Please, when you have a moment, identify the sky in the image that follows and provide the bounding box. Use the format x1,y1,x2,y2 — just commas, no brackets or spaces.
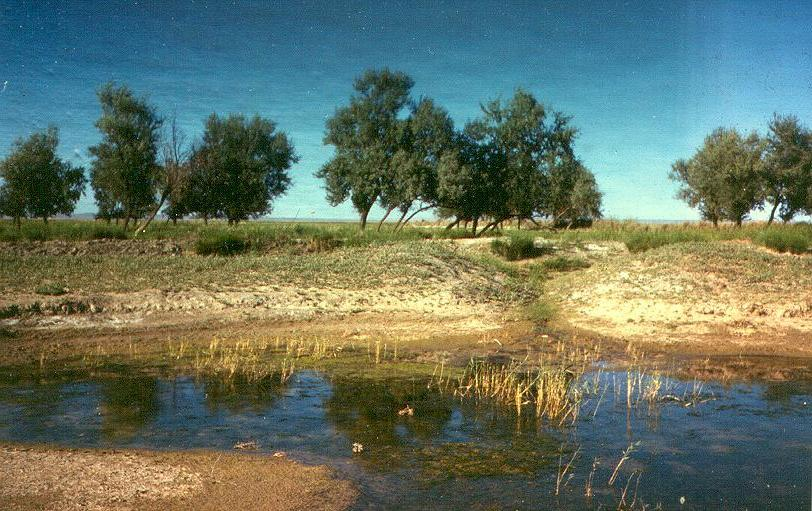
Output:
2,0,812,221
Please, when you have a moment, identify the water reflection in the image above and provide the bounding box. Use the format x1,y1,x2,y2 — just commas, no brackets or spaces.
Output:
0,370,808,510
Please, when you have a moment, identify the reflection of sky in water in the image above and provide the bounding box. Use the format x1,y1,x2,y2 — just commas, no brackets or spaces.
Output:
0,370,809,510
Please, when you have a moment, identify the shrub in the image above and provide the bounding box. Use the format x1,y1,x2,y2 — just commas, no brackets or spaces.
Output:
195,232,251,256
90,224,128,240
538,256,591,272
526,300,556,323
35,283,68,296
491,236,544,261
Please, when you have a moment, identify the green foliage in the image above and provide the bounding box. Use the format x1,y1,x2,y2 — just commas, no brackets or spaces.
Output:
537,256,591,272
89,83,163,226
185,114,297,224
670,127,766,226
318,69,415,229
491,236,544,261
525,300,556,324
752,228,809,254
35,283,68,296
762,114,812,223
0,127,86,224
195,232,251,256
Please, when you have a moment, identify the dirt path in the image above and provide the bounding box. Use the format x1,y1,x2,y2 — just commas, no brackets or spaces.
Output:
0,445,356,511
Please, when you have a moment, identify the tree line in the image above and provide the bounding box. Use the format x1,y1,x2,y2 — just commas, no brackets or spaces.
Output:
671,116,812,226
318,69,601,233
0,69,604,233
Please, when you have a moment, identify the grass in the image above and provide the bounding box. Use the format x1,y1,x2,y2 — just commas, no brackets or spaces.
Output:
536,256,591,272
0,241,517,297
524,219,812,254
195,232,252,256
752,228,809,254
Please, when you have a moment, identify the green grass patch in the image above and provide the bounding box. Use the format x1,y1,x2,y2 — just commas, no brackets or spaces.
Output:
35,283,68,296
536,256,591,272
195,232,251,256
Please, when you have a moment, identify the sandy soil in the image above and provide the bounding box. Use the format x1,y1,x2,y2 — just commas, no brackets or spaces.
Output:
547,241,812,357
0,445,356,511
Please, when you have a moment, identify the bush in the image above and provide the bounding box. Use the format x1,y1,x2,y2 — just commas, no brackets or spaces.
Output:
90,224,128,240
752,230,809,254
195,233,251,256
491,236,544,261
538,256,591,272
35,283,68,296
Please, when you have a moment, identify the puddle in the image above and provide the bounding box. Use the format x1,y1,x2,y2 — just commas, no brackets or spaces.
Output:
0,369,809,509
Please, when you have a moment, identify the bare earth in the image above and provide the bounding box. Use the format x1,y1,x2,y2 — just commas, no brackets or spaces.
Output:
0,445,356,511
547,240,812,357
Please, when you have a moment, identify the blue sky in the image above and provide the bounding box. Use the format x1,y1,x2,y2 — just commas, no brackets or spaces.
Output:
2,0,811,221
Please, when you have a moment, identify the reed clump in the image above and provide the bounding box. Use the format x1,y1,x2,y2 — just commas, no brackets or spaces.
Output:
436,356,585,424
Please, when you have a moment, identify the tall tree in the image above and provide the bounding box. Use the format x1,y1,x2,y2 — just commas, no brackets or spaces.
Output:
465,89,578,232
317,68,414,229
190,113,297,224
762,114,812,223
89,83,163,230
670,128,765,226
0,126,85,226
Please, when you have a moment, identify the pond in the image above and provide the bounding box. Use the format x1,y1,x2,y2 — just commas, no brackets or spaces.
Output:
0,368,809,510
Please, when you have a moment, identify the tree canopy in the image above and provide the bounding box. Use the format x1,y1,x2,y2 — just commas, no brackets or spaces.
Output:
670,128,766,226
0,126,86,226
184,113,298,224
318,70,602,232
762,114,812,223
89,83,163,229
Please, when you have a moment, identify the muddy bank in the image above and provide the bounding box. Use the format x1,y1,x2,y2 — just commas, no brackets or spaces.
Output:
0,445,356,511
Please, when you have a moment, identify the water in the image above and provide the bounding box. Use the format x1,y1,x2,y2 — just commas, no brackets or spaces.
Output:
0,369,809,510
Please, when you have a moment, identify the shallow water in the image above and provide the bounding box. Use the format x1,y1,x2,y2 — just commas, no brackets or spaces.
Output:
0,369,809,510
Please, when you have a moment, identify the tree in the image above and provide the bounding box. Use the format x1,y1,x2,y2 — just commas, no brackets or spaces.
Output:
386,98,458,230
317,68,414,229
464,89,579,233
190,113,297,224
546,157,602,228
135,117,192,235
670,128,765,226
0,126,85,226
762,114,812,223
89,83,163,230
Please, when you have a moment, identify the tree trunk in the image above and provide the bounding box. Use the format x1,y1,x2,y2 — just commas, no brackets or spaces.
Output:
377,206,396,232
359,208,370,230
135,189,170,237
471,217,478,235
42,216,48,224
14,216,21,230
398,205,433,230
203,214,208,225
393,208,410,231
123,215,130,232
767,201,779,225
445,218,460,230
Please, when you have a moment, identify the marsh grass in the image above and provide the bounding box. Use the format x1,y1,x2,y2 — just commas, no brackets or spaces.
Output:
434,355,588,424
